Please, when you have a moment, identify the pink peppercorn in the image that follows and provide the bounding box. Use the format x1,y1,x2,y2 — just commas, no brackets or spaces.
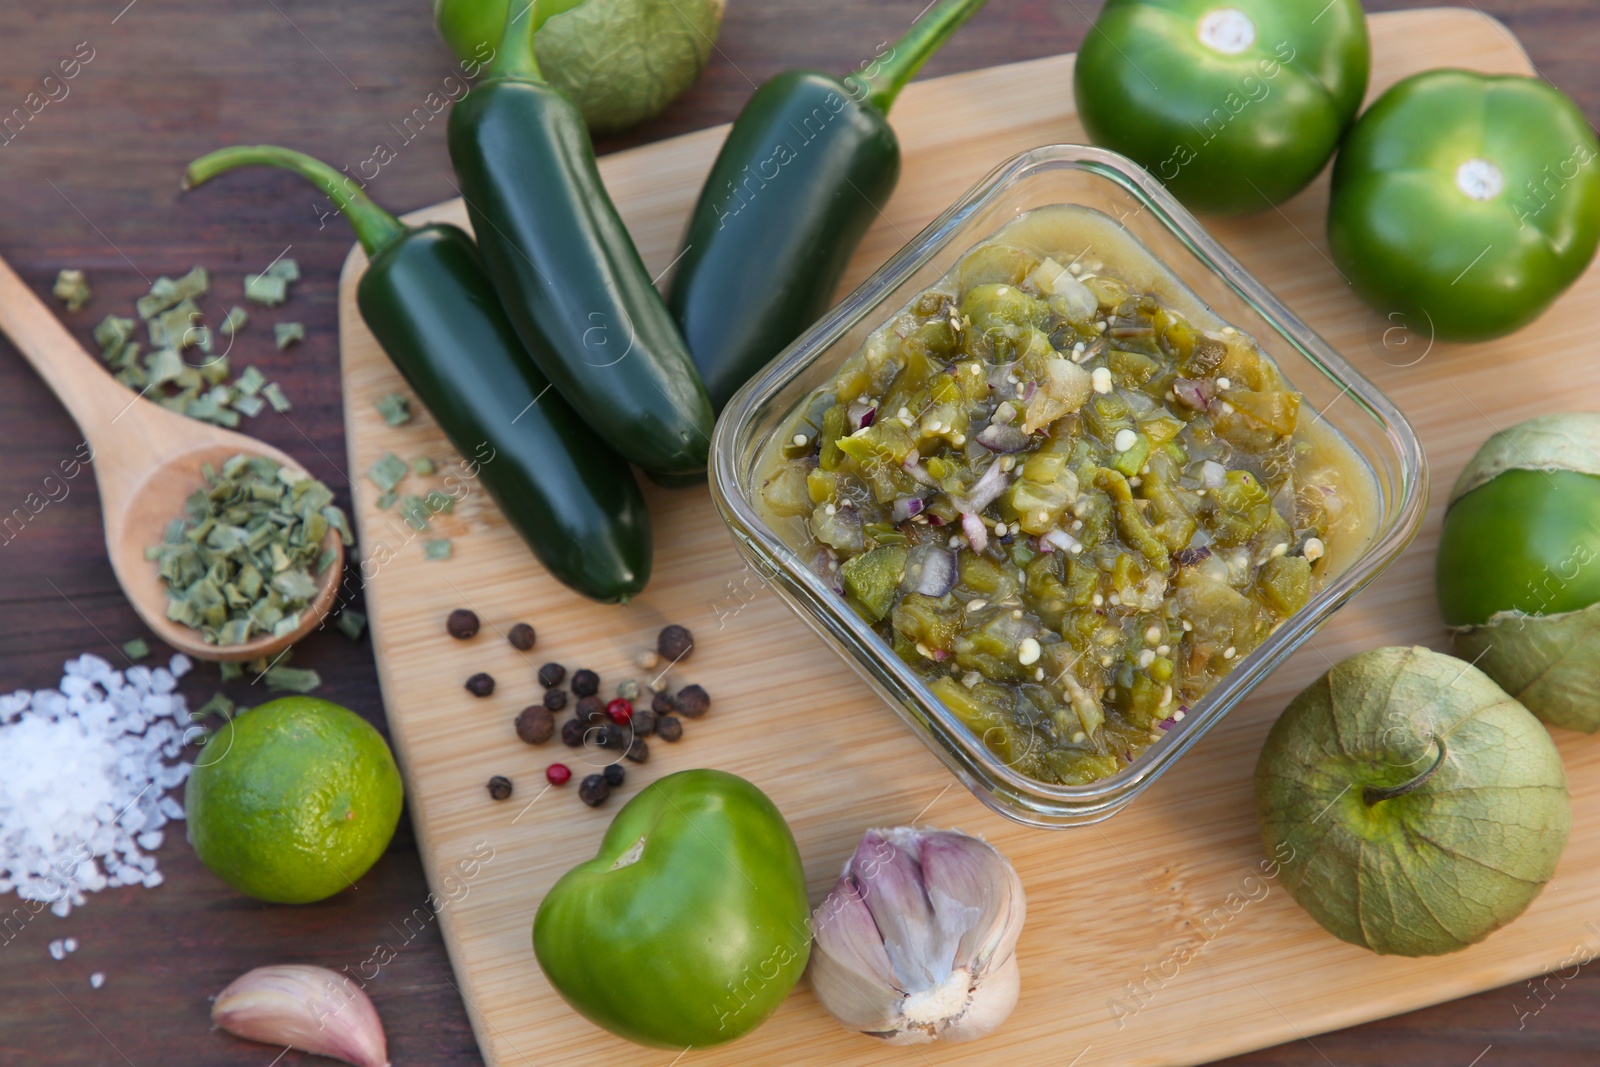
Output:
606,698,633,725
547,763,572,786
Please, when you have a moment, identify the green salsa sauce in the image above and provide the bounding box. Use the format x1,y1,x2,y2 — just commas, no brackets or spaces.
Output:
758,206,1374,785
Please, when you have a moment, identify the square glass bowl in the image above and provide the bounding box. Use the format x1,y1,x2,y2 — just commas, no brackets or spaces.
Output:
709,145,1428,828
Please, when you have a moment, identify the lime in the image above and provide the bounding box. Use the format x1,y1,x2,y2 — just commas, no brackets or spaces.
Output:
185,697,404,904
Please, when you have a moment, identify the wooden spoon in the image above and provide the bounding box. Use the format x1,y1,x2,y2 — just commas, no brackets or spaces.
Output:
0,252,343,663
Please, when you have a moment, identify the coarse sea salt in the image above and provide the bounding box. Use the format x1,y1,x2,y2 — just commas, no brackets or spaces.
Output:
0,654,194,921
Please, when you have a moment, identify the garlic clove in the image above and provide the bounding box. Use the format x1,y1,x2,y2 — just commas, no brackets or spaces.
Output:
809,881,903,1033
853,829,947,992
212,964,389,1067
919,829,1026,979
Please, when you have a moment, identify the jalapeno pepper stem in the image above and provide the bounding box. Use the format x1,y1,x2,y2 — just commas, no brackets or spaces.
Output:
856,0,990,115
1363,734,1448,806
183,145,406,257
488,0,543,81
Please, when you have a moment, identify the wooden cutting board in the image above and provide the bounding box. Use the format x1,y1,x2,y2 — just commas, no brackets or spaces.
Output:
338,10,1600,1065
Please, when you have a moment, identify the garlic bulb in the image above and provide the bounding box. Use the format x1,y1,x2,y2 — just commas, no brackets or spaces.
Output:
212,964,389,1067
808,826,1025,1044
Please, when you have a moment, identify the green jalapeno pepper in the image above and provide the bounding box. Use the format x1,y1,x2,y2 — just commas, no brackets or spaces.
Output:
183,145,652,603
666,0,990,413
447,5,714,483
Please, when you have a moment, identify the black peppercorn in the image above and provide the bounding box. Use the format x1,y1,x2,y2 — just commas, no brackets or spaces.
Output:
576,695,607,723
560,717,586,747
487,775,513,800
538,662,566,688
507,622,536,650
465,672,496,697
650,691,677,716
447,609,480,639
597,721,626,748
543,688,568,711
656,715,683,742
570,669,599,697
675,684,710,718
631,708,657,737
603,762,626,786
515,706,554,745
624,738,649,764
657,624,694,662
578,774,610,807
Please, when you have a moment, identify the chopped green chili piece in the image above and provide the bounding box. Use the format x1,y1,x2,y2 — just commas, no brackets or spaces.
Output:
231,393,267,418
234,365,266,396
53,269,91,312
423,489,454,515
244,273,288,306
94,315,136,352
261,382,292,412
411,456,435,476
219,660,244,683
121,638,150,661
398,494,431,531
191,691,236,720
170,266,209,301
374,393,412,427
221,306,249,337
376,489,398,510
368,452,409,492
335,609,367,641
274,322,305,350
263,665,322,693
136,276,182,320
423,539,453,560
265,257,300,282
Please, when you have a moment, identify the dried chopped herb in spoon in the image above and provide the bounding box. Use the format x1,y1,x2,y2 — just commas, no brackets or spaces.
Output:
147,453,352,647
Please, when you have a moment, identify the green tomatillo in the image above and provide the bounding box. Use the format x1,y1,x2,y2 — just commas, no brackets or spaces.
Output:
1074,0,1370,216
533,769,811,1048
433,0,724,134
1437,413,1600,732
1328,70,1600,342
1256,646,1570,957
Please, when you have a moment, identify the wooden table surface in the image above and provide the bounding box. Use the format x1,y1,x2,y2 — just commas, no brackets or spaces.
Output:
1,2,1597,1064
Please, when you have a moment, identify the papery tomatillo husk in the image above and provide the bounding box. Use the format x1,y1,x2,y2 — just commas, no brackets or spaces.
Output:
1441,413,1600,732
807,826,1025,1044
1256,647,1570,956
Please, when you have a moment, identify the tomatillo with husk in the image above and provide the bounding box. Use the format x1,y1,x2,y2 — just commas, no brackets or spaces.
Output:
532,769,810,1048
1436,413,1600,731
1328,70,1600,342
1256,647,1569,956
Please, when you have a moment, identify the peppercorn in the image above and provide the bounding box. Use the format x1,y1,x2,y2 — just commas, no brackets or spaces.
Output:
487,775,512,800
656,715,683,742
507,622,536,650
651,692,677,716
606,698,633,725
465,672,496,697
515,705,554,745
635,650,661,670
675,684,710,718
538,662,566,688
576,695,607,723
617,679,642,701
631,708,657,737
603,763,626,786
560,717,587,747
447,609,480,639
578,774,610,807
543,688,568,711
657,624,694,662
624,738,649,764
570,669,599,697
597,721,626,749
547,763,572,786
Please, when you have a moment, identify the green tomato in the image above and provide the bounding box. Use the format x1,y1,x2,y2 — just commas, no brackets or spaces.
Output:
433,0,723,134
1436,469,1600,626
533,769,811,1048
1074,0,1370,216
1328,70,1600,342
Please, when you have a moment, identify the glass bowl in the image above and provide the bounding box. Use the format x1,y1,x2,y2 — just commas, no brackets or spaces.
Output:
709,145,1428,828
